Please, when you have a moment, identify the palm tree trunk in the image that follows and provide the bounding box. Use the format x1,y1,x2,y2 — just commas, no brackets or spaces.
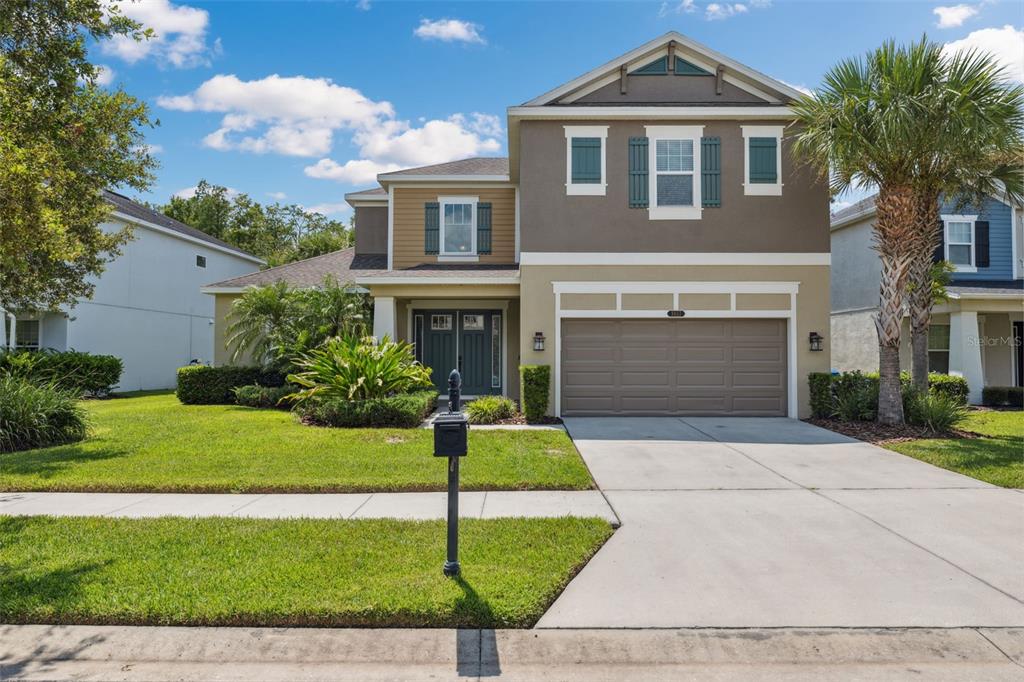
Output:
907,192,942,392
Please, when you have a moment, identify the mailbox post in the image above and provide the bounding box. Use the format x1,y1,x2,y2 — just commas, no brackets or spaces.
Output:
434,369,468,577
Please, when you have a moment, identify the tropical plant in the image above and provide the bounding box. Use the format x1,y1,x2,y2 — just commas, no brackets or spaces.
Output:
0,375,89,452
465,396,517,424
287,336,433,404
903,389,968,433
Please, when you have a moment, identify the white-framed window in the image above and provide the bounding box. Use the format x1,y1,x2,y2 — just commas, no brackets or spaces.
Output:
942,214,977,273
645,125,703,220
430,314,452,331
927,324,950,374
10,318,41,349
564,125,608,196
438,196,478,259
741,125,784,196
462,314,484,331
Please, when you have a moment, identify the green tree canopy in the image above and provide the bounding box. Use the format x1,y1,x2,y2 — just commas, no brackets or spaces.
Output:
0,0,157,312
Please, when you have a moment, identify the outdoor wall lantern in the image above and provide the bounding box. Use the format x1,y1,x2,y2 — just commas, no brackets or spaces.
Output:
809,332,824,352
533,332,546,352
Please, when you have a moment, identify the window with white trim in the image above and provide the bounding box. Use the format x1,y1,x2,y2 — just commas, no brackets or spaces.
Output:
645,125,703,220
927,324,950,374
439,196,477,257
564,125,608,196
741,125,784,196
943,215,976,272
14,319,40,349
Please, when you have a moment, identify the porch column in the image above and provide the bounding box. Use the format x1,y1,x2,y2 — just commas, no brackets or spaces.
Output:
949,311,984,404
372,296,396,342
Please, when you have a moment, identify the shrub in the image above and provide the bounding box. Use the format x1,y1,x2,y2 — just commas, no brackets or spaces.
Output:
288,336,433,405
233,384,295,409
520,365,551,423
0,349,122,396
808,372,833,418
176,365,286,405
903,389,968,432
810,370,972,421
465,395,517,424
0,375,89,452
298,390,438,428
982,386,1024,408
924,373,969,405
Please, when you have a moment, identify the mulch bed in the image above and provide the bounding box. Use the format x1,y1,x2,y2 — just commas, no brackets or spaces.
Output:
804,418,981,445
488,414,563,426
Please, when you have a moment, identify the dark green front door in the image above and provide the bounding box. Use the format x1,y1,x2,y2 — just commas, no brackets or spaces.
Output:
416,309,501,395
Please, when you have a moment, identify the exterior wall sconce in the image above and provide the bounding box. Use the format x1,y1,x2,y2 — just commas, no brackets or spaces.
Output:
809,332,824,352
533,332,546,352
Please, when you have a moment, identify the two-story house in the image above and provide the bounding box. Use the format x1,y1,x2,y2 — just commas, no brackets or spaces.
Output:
831,193,1024,403
205,32,832,417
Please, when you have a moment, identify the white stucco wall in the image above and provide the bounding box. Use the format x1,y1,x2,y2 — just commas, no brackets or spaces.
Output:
57,220,259,391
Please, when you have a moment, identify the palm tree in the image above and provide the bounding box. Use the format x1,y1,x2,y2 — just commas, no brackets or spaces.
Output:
224,280,295,364
903,49,1023,391
792,40,942,424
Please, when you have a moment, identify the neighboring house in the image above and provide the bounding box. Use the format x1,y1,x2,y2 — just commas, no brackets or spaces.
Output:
1,190,262,391
204,32,831,417
831,194,1024,403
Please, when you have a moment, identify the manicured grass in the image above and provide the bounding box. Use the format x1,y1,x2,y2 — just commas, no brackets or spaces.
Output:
886,410,1023,488
0,393,593,493
0,515,613,628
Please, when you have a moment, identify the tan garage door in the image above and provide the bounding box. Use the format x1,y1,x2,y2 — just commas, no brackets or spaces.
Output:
561,318,787,416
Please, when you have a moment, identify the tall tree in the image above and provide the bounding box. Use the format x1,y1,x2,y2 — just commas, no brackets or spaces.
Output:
792,40,944,425
904,48,1023,391
0,0,157,312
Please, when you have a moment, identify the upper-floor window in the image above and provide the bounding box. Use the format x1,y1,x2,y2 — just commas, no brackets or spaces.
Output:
196,255,207,268
440,196,478,258
645,125,703,220
943,215,977,273
741,125,783,196
564,125,608,196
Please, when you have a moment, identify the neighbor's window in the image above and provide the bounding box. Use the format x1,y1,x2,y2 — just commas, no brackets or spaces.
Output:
944,217,975,270
564,126,608,196
928,324,950,374
439,197,477,256
15,319,40,350
645,125,703,220
196,255,207,268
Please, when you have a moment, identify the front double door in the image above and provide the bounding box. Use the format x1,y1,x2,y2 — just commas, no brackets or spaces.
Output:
416,309,501,395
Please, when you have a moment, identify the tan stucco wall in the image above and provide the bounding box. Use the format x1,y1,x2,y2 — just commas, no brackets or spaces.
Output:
392,186,516,268
213,293,253,366
519,264,831,418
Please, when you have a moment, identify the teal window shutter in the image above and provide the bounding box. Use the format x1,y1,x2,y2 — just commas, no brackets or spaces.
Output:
571,137,602,184
701,136,721,208
628,137,649,208
749,137,778,184
424,202,439,254
477,202,492,254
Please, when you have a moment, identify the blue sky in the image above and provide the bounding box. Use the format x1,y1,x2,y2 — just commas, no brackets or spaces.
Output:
96,0,1024,216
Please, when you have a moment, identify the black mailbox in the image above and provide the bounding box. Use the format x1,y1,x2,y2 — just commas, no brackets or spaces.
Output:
434,412,468,457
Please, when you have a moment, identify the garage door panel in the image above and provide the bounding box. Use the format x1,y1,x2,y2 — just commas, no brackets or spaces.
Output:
561,318,786,417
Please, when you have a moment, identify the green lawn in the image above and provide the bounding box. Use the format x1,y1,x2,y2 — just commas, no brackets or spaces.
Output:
886,410,1023,488
0,515,613,628
0,393,593,493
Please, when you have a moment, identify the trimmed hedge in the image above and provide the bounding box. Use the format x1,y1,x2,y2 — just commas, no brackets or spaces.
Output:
176,365,287,405
0,375,89,452
982,386,1023,408
809,370,971,420
0,349,122,397
233,384,295,409
298,390,438,428
520,365,551,424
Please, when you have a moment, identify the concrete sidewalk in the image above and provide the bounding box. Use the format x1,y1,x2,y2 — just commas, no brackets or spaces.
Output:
0,490,618,524
3,624,1022,681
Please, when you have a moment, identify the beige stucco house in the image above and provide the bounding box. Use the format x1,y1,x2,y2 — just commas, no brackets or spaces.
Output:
203,32,832,418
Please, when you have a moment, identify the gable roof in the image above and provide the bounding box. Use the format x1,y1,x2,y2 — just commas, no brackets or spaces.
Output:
202,247,386,291
522,32,805,107
103,190,263,263
377,157,510,183
830,195,878,230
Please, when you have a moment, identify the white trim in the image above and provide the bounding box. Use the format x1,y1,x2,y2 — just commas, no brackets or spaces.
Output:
942,214,978,273
519,252,830,266
379,174,510,183
551,279,800,419
386,185,395,271
438,255,480,263
1012,206,1022,279
564,125,609,196
347,200,388,208
508,106,794,120
741,125,784,197
355,276,521,286
109,211,264,265
514,186,521,263
946,292,1024,300
646,125,704,221
386,182,514,190
830,204,876,230
372,297,396,340
438,196,479,257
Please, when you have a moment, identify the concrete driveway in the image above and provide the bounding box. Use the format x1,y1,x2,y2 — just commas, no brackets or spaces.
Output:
538,417,1024,629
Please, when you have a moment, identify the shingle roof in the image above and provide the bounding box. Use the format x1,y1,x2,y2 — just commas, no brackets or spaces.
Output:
949,282,1023,296
205,248,387,289
344,186,387,200
378,157,510,179
103,190,259,260
830,195,877,225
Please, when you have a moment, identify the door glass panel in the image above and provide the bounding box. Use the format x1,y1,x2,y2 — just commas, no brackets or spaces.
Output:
431,314,452,331
491,315,501,388
462,314,484,331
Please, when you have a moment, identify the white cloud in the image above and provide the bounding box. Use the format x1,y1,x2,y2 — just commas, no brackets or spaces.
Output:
943,25,1024,82
304,202,351,217
706,3,749,20
355,0,371,9
102,0,217,68
779,79,813,96
268,191,287,200
94,64,115,86
174,184,239,199
304,158,403,185
749,0,772,6
139,143,163,155
413,18,485,44
658,0,696,17
933,4,978,28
